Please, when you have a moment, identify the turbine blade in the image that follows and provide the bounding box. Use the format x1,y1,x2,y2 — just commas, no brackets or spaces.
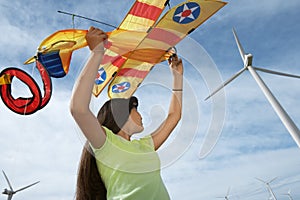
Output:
269,177,277,183
14,181,39,193
232,28,246,61
253,67,300,79
227,187,231,196
205,67,246,100
255,177,266,183
2,170,13,191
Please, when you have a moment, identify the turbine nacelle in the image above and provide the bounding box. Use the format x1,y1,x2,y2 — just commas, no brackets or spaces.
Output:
244,53,253,67
2,189,11,195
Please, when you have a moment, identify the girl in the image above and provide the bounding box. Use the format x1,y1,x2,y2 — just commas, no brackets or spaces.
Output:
70,26,183,200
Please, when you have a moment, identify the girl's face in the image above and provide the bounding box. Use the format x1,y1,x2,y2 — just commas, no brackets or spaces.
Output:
126,108,144,134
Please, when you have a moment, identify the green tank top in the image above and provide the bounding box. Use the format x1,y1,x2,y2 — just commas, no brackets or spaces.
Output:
92,127,170,200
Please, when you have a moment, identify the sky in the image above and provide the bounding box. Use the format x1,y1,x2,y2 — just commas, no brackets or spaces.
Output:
0,0,300,199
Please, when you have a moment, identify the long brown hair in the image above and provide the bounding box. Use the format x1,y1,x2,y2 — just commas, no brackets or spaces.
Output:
75,97,138,200
75,142,106,200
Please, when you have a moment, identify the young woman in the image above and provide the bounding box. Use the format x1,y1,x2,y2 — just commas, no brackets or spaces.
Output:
70,26,183,200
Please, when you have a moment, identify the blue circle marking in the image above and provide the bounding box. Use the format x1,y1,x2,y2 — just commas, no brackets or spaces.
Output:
173,2,201,24
95,68,107,85
112,82,131,93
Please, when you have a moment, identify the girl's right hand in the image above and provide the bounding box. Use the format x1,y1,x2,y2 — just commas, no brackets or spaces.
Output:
85,26,108,51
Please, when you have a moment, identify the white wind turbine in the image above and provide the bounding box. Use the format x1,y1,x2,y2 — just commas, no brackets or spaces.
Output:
205,28,300,148
2,170,39,200
256,177,278,200
267,195,273,200
282,189,293,200
217,187,231,200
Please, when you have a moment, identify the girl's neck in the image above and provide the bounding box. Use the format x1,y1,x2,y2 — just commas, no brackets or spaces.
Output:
117,130,131,141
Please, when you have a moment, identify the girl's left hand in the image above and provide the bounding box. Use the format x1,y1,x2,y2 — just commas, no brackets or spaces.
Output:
168,54,183,75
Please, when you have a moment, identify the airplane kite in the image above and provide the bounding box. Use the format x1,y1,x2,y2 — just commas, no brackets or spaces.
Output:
0,0,227,115
93,0,227,98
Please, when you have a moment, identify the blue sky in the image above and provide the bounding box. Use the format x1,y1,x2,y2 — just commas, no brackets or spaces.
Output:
1,0,300,199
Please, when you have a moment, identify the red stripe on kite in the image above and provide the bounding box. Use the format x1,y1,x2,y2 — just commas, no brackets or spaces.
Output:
102,55,126,68
112,56,127,68
102,54,116,64
118,68,149,79
129,2,162,21
147,27,182,46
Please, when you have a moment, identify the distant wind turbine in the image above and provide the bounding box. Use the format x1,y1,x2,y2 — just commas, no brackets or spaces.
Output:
2,170,39,200
282,189,294,200
256,177,278,200
205,28,300,148
268,196,273,200
217,187,231,200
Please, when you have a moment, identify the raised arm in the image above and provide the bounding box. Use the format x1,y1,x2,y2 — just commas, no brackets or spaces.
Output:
151,54,183,150
70,27,108,149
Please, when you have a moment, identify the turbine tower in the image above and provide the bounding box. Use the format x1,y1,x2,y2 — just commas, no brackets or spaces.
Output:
205,28,300,148
2,170,39,200
256,177,277,200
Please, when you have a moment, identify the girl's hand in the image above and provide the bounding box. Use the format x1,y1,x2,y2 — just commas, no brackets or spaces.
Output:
85,26,108,51
168,54,183,75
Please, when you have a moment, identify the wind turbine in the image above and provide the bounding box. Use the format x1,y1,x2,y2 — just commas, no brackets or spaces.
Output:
268,196,273,200
282,189,294,200
205,28,300,148
256,177,278,200
2,170,39,200
217,187,231,200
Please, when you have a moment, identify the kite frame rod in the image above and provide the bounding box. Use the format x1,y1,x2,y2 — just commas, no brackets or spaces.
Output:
57,10,117,29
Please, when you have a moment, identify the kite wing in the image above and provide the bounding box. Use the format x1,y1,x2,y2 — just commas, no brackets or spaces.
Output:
92,0,168,96
24,29,88,78
108,0,227,98
118,0,169,32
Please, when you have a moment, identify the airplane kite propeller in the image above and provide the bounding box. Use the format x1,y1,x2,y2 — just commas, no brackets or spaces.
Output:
0,0,227,115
